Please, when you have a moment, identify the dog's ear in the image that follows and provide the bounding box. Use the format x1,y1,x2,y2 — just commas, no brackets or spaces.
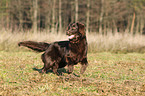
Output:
77,22,85,36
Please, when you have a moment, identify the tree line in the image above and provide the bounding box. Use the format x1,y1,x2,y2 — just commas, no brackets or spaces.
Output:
0,0,145,34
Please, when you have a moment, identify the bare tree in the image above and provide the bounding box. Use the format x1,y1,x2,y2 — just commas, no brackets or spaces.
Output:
86,0,90,33
6,0,9,29
59,0,62,33
99,0,104,34
51,0,56,33
33,0,38,33
18,0,23,30
130,11,135,35
75,0,78,22
140,16,144,34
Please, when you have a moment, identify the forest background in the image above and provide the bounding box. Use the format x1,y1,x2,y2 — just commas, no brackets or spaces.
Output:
0,0,145,52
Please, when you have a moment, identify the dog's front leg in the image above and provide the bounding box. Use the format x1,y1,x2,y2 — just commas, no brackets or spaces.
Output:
80,58,88,74
66,56,74,74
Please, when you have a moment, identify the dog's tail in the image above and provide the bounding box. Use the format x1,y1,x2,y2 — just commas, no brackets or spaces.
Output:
18,41,50,52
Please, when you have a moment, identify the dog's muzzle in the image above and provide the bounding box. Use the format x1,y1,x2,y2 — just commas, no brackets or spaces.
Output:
68,35,75,39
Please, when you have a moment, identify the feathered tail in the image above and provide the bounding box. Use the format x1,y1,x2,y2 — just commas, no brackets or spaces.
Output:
18,41,50,52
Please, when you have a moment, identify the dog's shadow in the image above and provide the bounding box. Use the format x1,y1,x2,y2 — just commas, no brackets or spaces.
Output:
32,67,67,75
32,67,80,77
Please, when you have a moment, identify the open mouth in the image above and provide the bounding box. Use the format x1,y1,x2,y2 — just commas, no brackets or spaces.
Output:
68,35,75,39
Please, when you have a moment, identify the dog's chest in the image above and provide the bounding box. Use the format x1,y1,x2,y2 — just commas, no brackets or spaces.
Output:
65,49,85,64
65,40,87,64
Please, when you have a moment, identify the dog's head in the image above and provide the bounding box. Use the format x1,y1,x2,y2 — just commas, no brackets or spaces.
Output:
66,22,86,43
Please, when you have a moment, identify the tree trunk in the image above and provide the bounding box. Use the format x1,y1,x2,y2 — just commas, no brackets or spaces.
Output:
104,21,107,35
18,0,23,30
99,0,104,34
125,17,130,33
130,12,135,35
6,0,9,29
140,17,144,34
112,20,117,34
33,0,38,33
135,15,139,34
75,0,78,22
51,0,56,33
59,0,62,33
86,0,90,33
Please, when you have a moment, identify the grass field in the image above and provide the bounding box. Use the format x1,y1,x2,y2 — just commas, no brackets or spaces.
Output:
0,51,145,95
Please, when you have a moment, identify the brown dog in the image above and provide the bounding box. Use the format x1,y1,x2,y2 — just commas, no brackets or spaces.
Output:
18,22,88,75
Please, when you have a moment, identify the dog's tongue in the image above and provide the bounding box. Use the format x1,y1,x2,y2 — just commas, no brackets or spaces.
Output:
68,35,75,39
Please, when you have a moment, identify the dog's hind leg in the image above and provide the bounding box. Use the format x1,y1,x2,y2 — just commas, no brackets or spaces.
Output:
67,64,74,74
41,62,51,73
52,63,59,75
41,53,51,73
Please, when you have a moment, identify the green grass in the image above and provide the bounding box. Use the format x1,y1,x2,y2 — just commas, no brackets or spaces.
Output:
0,51,145,95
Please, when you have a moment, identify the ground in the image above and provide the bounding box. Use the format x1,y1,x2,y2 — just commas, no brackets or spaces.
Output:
0,51,145,95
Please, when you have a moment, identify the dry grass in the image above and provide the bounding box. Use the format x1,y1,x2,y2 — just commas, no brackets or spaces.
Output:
0,52,145,95
0,29,145,53
88,32,145,53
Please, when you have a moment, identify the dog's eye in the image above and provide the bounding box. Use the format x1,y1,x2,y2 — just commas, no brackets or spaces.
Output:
72,25,76,29
72,24,76,27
